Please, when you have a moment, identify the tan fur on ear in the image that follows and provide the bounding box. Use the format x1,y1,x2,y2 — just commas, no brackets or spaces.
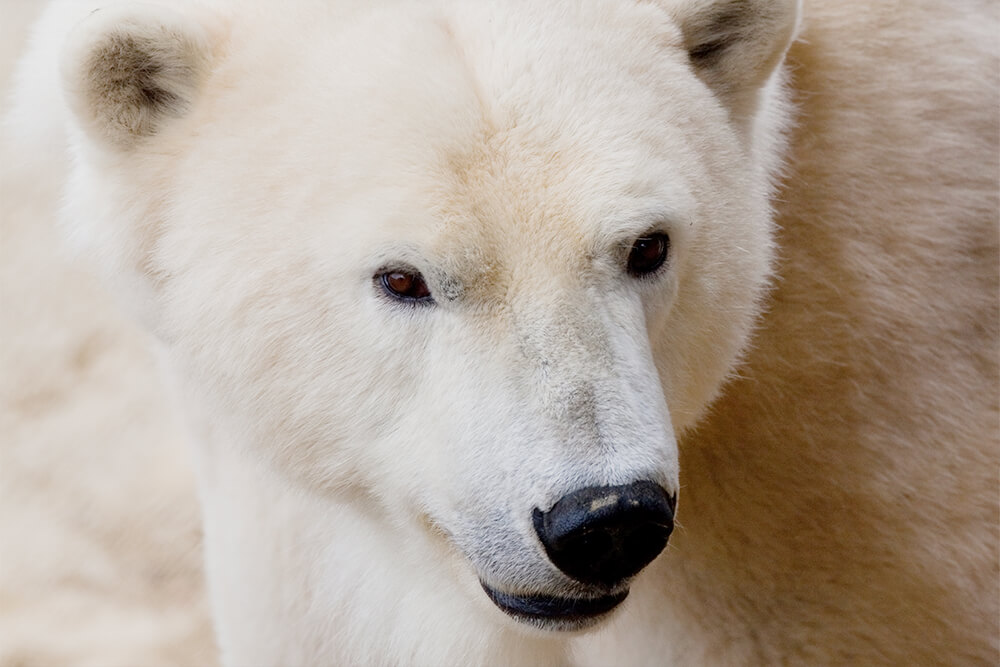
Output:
61,3,221,150
665,0,800,119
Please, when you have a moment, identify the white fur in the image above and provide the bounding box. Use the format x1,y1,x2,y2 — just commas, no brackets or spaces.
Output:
6,0,996,664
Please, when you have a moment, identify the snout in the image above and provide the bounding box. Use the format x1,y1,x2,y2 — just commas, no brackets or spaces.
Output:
533,480,676,588
478,480,675,629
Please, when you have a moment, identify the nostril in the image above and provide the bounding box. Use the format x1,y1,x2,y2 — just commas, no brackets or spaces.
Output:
533,480,675,588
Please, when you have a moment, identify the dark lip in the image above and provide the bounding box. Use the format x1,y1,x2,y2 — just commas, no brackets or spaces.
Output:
481,581,628,630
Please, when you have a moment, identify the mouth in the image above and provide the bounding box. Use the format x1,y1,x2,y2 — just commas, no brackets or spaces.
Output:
480,581,628,631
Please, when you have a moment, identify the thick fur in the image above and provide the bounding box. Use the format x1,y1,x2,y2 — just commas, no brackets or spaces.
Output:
3,0,997,665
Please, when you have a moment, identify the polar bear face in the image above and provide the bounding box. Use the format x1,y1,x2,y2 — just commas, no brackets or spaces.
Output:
60,0,797,633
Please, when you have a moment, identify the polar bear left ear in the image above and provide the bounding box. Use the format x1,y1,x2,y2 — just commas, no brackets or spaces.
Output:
61,3,223,150
666,0,801,119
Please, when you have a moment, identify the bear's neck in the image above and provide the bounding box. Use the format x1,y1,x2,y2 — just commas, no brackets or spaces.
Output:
190,437,574,666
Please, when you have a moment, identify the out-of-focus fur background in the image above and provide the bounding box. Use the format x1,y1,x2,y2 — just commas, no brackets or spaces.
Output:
0,3,215,664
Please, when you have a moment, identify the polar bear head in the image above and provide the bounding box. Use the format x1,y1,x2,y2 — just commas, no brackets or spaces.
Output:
58,0,798,636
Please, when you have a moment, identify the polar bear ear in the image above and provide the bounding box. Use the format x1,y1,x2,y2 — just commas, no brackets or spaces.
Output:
668,0,800,118
60,3,222,150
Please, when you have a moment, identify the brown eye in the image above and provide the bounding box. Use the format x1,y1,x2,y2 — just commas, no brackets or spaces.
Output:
626,233,670,277
379,269,433,302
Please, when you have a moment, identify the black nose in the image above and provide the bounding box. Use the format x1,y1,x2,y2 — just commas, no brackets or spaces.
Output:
532,480,676,588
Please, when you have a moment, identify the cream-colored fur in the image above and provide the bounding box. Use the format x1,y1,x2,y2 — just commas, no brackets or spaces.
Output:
0,6,214,665
2,0,996,665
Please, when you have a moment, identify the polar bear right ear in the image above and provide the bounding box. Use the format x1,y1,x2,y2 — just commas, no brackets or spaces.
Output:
665,0,801,119
60,3,223,150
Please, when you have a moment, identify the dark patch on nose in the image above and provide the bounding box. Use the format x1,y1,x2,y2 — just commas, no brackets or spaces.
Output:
533,480,675,588
560,382,600,430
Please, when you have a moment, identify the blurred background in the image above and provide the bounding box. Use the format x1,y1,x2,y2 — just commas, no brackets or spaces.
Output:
0,3,215,664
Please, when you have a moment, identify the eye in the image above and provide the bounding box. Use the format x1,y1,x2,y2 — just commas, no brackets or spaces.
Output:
378,269,433,303
626,233,670,277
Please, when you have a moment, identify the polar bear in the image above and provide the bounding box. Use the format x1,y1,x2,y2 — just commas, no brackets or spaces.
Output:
7,0,997,664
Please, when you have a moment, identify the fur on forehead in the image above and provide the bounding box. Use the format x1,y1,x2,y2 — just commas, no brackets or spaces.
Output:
170,1,716,265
